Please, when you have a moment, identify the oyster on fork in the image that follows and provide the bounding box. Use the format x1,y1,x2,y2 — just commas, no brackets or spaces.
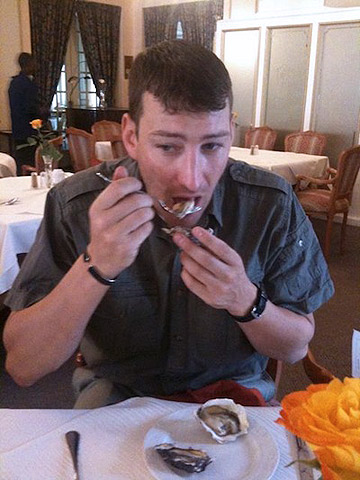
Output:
158,199,201,219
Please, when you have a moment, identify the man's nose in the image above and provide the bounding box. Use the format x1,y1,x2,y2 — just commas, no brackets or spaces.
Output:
176,149,203,191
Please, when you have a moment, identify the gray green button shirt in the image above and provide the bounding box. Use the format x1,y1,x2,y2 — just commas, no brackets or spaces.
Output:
5,157,334,397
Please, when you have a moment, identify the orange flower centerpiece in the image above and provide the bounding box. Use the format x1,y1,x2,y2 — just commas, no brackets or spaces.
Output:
18,119,63,163
276,377,360,480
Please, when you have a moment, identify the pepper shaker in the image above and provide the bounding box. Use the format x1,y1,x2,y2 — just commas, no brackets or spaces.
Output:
31,172,38,188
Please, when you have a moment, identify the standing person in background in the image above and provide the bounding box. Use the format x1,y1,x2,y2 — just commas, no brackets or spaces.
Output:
8,52,41,175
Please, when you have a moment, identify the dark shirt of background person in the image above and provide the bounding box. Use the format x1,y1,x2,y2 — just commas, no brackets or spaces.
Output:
8,52,41,175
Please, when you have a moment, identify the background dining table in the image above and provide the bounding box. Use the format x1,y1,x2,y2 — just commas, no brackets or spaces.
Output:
229,147,329,185
0,175,71,295
0,396,318,480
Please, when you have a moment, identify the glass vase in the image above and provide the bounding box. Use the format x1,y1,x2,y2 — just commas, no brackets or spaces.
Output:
42,155,53,188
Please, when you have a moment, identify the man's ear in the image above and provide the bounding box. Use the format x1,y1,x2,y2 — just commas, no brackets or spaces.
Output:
121,113,138,159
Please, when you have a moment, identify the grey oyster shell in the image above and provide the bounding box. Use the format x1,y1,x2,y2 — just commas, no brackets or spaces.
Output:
196,398,249,444
155,443,212,473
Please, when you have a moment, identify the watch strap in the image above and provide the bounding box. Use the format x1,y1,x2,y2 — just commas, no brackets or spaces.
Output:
83,250,118,286
230,285,267,323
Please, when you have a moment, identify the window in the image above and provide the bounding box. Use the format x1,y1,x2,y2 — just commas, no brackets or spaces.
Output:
176,20,184,39
50,16,98,124
76,21,98,108
50,64,67,131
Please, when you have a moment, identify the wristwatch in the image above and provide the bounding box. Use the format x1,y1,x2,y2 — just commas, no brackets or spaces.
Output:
230,285,267,323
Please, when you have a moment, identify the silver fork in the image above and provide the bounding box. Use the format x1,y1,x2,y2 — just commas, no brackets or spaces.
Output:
95,172,201,218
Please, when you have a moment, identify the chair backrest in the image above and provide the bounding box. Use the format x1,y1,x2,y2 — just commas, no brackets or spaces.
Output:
284,130,326,155
66,127,96,172
244,126,277,150
0,153,16,177
331,144,360,204
268,348,334,400
110,134,127,158
91,120,122,142
35,135,63,173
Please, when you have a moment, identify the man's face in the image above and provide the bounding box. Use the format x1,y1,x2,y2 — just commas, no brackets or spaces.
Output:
122,93,233,227
23,58,35,76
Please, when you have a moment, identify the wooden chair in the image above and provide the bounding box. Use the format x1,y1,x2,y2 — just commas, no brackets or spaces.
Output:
66,127,100,172
285,130,326,156
110,134,127,158
91,120,122,142
244,126,277,150
268,347,334,402
295,145,360,259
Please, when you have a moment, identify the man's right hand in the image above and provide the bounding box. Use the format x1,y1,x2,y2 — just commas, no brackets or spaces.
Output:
87,166,154,278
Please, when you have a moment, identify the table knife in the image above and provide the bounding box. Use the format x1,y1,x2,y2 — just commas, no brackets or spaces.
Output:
65,430,80,480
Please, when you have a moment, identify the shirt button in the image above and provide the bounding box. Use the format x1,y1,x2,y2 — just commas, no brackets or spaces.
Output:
298,239,304,247
173,335,183,342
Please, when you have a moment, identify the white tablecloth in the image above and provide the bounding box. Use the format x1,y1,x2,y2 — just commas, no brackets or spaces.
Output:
96,141,113,161
0,175,71,294
0,152,16,177
230,147,329,185
0,396,308,480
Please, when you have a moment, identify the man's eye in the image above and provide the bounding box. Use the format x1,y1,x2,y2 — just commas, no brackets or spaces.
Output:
157,144,175,152
202,142,222,152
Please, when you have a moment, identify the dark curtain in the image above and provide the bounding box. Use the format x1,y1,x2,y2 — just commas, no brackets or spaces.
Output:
179,1,218,50
76,1,121,107
143,4,178,48
29,0,75,113
143,1,222,50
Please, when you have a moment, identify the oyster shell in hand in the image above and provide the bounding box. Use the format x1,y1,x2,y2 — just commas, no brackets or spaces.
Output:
155,443,212,473
196,398,249,444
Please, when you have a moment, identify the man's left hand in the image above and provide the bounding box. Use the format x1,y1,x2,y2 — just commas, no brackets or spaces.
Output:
172,226,257,316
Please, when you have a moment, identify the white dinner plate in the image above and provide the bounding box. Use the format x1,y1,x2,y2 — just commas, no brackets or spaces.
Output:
143,406,279,480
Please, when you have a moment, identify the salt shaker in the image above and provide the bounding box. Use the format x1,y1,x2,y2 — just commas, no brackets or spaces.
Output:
39,171,46,188
31,172,38,188
250,145,255,155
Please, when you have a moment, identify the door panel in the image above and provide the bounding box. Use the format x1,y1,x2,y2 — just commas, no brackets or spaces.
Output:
263,25,311,151
223,29,260,146
313,22,360,165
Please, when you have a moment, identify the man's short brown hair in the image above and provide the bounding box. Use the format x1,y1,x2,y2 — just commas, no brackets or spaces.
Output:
129,40,233,128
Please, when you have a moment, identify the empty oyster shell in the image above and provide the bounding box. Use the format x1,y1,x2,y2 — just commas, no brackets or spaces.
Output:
196,398,249,443
155,443,212,473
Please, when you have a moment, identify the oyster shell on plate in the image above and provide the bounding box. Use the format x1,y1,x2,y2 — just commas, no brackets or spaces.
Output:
155,443,212,473
196,398,249,444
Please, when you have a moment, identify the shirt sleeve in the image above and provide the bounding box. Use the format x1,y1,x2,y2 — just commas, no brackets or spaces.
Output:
263,192,334,314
